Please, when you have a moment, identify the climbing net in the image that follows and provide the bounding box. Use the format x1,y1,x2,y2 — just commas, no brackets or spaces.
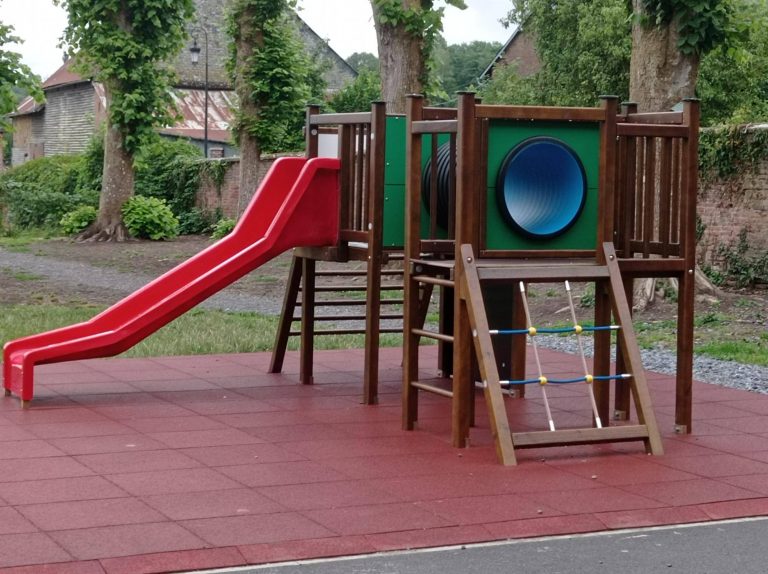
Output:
488,281,632,431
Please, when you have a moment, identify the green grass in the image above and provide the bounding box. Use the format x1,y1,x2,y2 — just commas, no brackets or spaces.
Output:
0,227,60,249
696,334,768,367
0,304,403,358
1,268,43,281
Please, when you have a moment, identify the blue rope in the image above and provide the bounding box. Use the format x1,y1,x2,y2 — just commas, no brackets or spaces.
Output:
490,325,619,336
500,373,632,387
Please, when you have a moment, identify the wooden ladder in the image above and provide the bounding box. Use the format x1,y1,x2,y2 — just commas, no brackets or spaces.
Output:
269,253,406,403
456,242,664,465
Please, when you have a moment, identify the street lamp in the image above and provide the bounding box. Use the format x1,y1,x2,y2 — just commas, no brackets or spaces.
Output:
189,27,209,158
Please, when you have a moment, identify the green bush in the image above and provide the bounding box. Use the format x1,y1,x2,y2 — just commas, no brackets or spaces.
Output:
121,196,179,240
0,156,99,229
210,217,236,240
60,205,98,235
135,138,203,216
177,207,216,235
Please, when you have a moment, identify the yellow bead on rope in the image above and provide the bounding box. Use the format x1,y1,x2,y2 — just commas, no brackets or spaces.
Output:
539,376,548,386
585,374,594,384
574,324,583,335
528,326,537,336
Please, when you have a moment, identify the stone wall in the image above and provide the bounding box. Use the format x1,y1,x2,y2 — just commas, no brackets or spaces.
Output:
697,160,768,265
196,153,303,219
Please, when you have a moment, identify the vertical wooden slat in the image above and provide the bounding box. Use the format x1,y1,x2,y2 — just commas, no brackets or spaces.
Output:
429,135,439,238
299,257,316,385
675,99,700,434
634,138,645,249
305,104,320,158
338,124,353,232
659,137,672,257
622,102,639,257
597,97,618,247
671,138,681,245
642,137,656,258
448,133,457,239
363,102,387,405
403,95,425,430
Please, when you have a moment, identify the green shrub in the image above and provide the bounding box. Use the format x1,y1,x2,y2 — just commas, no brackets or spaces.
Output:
121,196,179,240
0,156,99,228
135,138,203,217
177,207,216,235
211,217,236,240
60,205,98,235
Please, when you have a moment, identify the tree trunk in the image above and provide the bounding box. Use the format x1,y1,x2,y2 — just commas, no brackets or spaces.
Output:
371,0,425,114
629,0,699,112
233,4,262,214
78,84,133,242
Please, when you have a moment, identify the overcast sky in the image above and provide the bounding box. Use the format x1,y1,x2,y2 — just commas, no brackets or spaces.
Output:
0,0,512,80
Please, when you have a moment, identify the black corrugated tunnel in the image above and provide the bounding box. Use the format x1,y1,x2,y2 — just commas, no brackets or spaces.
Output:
495,137,587,239
421,142,453,230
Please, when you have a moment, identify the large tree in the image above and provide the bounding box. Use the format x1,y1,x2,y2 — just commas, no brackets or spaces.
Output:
228,0,310,208
56,0,194,241
630,0,734,112
370,0,466,113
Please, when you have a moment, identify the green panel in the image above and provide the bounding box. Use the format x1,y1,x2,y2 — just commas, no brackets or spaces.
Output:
382,184,406,247
384,115,406,186
485,121,601,251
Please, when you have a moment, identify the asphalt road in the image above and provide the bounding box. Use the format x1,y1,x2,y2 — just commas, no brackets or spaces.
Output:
197,517,768,574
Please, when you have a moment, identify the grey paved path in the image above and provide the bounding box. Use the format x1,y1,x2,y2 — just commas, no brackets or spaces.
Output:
198,517,768,574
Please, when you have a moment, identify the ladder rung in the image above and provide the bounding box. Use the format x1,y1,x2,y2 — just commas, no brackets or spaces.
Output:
297,299,405,306
288,328,403,336
315,269,403,277
301,285,403,292
411,275,454,288
292,314,403,322
477,265,609,282
411,328,454,343
411,381,453,398
512,425,650,448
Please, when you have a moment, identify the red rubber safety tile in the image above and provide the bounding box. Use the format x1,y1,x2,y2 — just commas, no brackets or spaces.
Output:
128,379,218,393
304,502,452,536
18,498,165,531
0,508,37,535
180,512,334,546
419,494,562,525
105,468,243,496
211,410,320,429
219,460,346,488
0,561,106,574
257,480,400,511
181,443,306,467
0,476,126,506
364,525,495,552
142,488,286,520
0,440,65,460
0,458,93,483
0,533,74,569
280,435,452,460
718,473,768,496
240,535,375,565
50,523,206,560
92,404,196,421
671,434,768,454
550,456,699,485
181,399,280,416
147,428,264,449
595,505,709,529
99,547,246,574
526,486,663,514
651,453,768,478
625,478,762,506
483,513,607,540
321,452,485,480
721,399,768,416
25,422,136,440
707,416,768,434
1,409,109,426
74,449,202,475
0,426,40,442
48,434,169,457
106,369,196,383
698,497,768,520
121,415,227,434
245,423,351,443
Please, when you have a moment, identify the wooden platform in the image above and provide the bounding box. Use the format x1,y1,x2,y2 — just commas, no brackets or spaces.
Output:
0,347,767,573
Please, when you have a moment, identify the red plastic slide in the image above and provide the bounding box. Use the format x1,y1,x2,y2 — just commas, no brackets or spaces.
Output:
3,157,340,404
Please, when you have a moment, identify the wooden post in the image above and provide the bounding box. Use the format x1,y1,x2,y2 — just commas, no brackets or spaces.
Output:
299,257,316,385
363,101,387,405
675,99,699,434
403,94,425,430
451,92,479,447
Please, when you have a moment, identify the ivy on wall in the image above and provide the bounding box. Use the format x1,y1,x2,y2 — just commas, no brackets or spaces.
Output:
699,125,768,184
641,0,736,55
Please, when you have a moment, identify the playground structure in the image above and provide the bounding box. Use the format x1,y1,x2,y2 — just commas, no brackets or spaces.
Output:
2,94,700,466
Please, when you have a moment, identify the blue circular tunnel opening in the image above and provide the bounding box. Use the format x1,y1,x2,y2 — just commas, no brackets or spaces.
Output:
496,137,587,239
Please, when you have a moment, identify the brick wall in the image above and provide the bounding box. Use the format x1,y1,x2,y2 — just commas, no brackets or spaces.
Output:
697,161,768,265
196,153,303,219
